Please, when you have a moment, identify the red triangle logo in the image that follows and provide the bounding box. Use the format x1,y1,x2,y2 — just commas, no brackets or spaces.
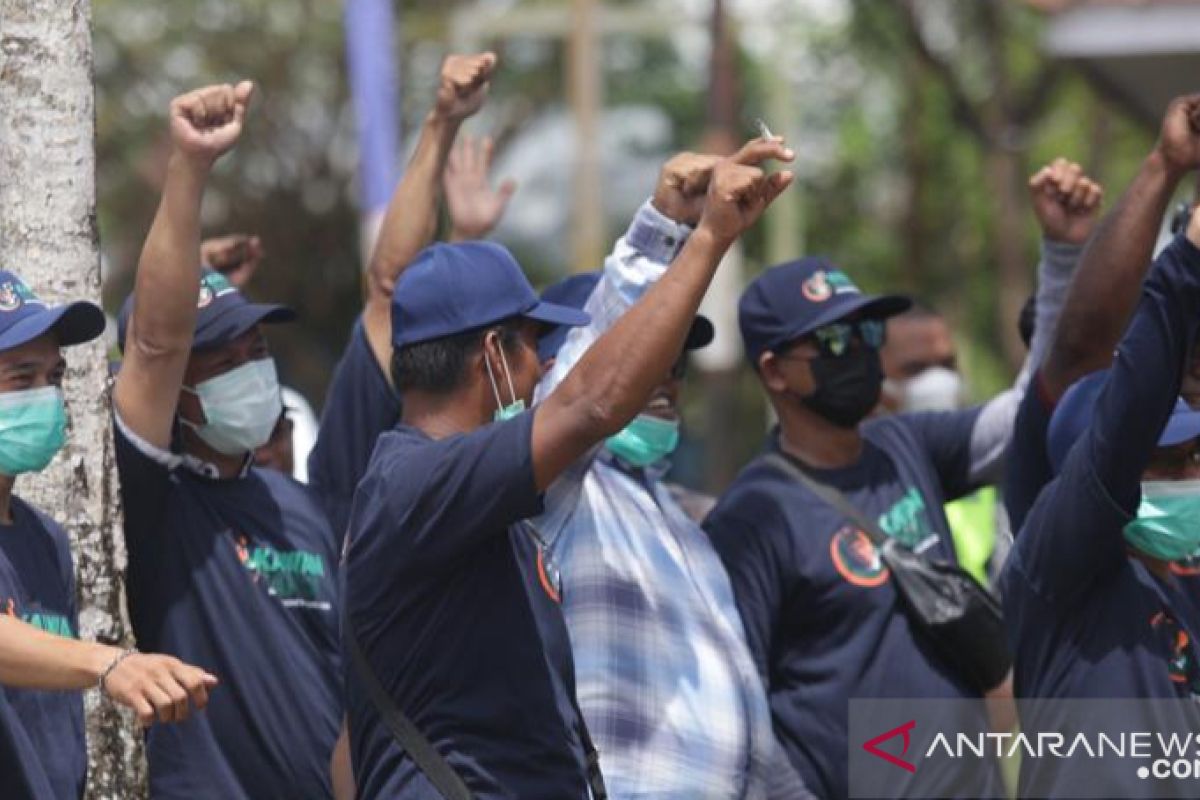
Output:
862,720,917,773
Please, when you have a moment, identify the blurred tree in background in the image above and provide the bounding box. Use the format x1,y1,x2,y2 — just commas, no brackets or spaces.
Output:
93,0,1155,493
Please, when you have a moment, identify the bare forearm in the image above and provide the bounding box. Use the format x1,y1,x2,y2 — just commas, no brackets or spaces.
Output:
0,616,113,691
1045,151,1181,396
367,113,459,304
130,154,209,353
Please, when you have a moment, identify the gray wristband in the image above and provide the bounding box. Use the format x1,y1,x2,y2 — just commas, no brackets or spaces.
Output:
98,648,138,695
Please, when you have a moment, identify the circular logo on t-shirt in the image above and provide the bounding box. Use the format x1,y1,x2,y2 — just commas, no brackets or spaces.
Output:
802,271,833,303
830,526,889,587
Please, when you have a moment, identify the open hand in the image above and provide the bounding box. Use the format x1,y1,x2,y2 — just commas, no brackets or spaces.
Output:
101,650,218,727
1028,158,1103,245
434,53,497,123
444,135,516,240
697,138,794,244
169,82,254,166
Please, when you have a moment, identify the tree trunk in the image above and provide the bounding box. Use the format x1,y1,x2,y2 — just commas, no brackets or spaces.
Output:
0,1,146,797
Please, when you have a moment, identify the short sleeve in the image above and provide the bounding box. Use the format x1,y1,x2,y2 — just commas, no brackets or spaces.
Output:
705,496,792,683
348,410,544,576
900,407,985,501
112,412,175,559
308,317,401,537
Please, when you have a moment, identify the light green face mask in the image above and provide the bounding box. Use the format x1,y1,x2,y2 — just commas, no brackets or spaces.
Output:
485,344,526,422
605,414,680,468
1123,480,1200,562
0,386,67,476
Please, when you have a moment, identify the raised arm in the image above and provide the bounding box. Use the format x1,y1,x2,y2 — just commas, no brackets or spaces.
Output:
0,616,217,727
113,82,253,449
362,52,496,374
532,140,794,490
1041,95,1200,400
536,152,721,400
957,159,1102,486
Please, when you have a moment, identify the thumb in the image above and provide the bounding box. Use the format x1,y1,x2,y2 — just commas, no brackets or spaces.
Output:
233,81,255,122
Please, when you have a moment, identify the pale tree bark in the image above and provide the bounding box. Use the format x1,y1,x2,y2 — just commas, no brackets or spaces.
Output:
0,0,146,797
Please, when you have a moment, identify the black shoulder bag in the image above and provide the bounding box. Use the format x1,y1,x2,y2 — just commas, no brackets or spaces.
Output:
345,621,474,800
764,453,1012,694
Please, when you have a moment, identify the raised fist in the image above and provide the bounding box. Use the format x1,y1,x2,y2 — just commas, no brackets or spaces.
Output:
696,138,794,244
434,53,497,123
169,81,254,166
652,153,722,226
444,135,517,241
1027,158,1104,245
1156,93,1200,177
200,233,264,288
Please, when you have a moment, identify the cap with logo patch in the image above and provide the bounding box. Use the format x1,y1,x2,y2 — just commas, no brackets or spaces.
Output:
117,269,296,352
0,270,106,352
535,270,714,363
738,256,911,363
391,241,590,349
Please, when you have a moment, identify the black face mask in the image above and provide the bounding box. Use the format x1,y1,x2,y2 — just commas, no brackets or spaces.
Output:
801,348,883,428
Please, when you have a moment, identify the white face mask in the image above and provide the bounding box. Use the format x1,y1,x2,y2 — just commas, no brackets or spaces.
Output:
892,366,965,413
182,358,282,455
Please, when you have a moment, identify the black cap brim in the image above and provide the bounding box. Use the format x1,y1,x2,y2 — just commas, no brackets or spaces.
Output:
524,300,591,328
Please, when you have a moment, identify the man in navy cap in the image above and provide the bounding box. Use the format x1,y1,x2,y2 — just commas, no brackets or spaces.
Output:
703,238,1060,795
995,94,1200,797
308,52,503,539
530,150,811,800
0,271,217,798
113,81,344,797
343,133,793,797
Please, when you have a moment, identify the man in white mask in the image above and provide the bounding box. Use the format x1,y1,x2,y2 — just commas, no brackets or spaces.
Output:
112,81,344,798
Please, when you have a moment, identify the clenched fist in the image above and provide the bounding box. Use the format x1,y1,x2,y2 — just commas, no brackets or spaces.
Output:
434,53,497,123
652,153,723,226
169,81,255,166
1028,158,1104,245
1156,93,1200,177
696,138,795,245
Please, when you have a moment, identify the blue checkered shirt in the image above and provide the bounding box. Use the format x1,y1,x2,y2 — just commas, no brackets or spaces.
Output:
534,203,810,799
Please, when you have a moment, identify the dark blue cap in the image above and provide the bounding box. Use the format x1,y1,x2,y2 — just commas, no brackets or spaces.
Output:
738,256,911,363
1047,369,1200,474
536,270,714,363
0,271,105,352
117,268,295,352
391,241,589,349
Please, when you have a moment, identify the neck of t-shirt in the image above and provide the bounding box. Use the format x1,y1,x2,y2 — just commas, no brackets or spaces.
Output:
777,412,864,470
180,429,253,480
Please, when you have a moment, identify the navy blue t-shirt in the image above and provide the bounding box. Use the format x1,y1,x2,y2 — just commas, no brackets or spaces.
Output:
705,412,1002,800
0,497,85,799
308,317,400,542
1003,370,1056,534
344,410,592,799
1000,236,1200,798
114,419,342,799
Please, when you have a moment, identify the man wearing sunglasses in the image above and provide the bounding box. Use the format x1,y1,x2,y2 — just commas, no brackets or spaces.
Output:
704,251,1058,798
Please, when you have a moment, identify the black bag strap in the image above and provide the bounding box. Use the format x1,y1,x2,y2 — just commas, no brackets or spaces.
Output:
763,452,892,548
344,620,474,800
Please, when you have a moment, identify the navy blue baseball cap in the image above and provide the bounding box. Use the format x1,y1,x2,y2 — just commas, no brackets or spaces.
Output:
1047,369,1200,474
118,269,295,352
0,271,105,352
536,271,714,362
738,256,911,363
391,242,590,349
